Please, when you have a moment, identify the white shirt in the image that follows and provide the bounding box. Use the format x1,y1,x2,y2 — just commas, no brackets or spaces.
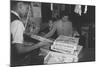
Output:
11,11,25,44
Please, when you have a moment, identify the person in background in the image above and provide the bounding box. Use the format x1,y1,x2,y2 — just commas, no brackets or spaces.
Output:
44,16,79,38
48,20,53,31
11,1,51,66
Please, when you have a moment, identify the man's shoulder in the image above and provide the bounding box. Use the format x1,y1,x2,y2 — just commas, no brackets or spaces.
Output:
11,20,24,28
11,20,22,24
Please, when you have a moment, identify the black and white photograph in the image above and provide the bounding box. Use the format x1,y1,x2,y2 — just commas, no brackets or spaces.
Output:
10,0,95,67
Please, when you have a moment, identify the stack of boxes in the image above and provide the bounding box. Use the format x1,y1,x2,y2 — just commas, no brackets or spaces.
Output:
44,35,83,64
